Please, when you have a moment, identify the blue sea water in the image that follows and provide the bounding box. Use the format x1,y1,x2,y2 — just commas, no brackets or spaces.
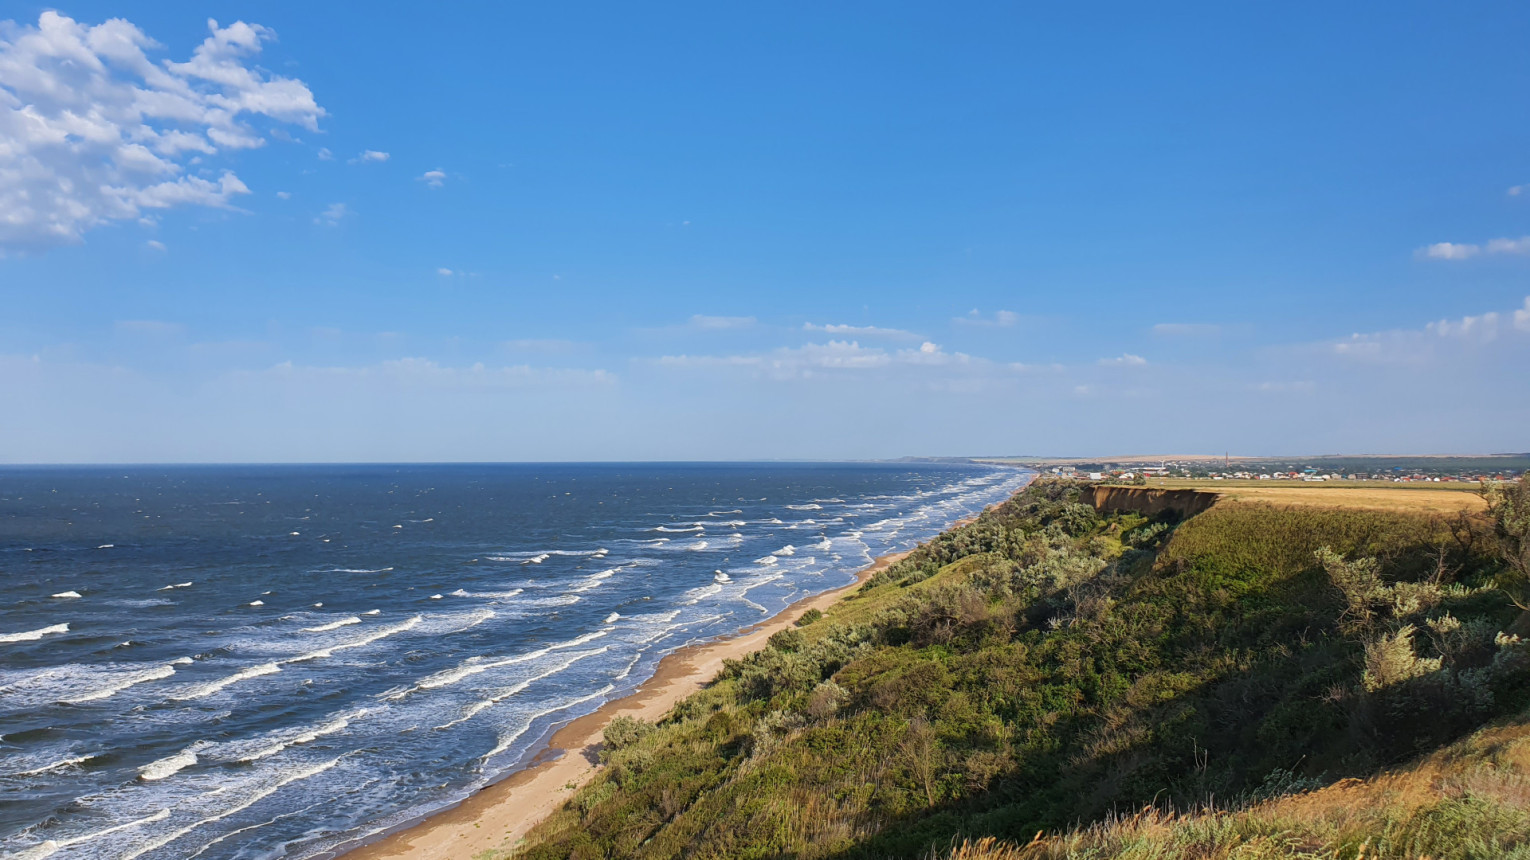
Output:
0,463,1031,859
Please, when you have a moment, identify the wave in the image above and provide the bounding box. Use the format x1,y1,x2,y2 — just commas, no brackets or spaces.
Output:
317,567,394,574
449,587,524,600
393,629,611,698
435,647,609,730
140,743,204,780
684,540,709,551
96,544,114,549
708,509,743,516
64,658,192,704
10,753,96,777
239,712,361,762
286,615,424,665
50,591,82,599
16,808,171,857
814,538,833,550
158,582,194,590
248,600,265,607
754,556,779,566
0,623,69,644
653,525,703,533
714,570,731,583
604,612,620,624
302,616,361,633
488,549,610,563
174,662,282,700
681,583,723,605
774,545,797,556
121,757,343,860
483,683,616,763
786,503,822,510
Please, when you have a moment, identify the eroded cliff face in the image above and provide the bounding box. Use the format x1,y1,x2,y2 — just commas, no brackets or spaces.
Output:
1080,486,1218,519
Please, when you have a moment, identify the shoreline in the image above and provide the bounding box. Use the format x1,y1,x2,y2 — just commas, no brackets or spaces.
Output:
342,547,917,860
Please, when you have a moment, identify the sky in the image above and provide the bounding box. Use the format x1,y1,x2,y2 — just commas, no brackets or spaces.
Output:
1,2,1528,463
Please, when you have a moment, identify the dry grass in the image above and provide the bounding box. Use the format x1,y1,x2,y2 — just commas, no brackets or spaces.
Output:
936,712,1530,860
1144,480,1487,514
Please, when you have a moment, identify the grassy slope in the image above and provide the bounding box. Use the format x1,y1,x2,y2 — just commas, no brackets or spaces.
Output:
506,482,1529,860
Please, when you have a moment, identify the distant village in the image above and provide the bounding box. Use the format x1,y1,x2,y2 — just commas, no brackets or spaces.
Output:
1045,462,1524,484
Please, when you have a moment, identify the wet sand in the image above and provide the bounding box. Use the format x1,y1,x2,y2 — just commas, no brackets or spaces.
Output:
343,549,913,860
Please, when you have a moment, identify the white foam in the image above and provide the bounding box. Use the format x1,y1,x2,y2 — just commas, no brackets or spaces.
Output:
239,712,361,762
248,600,264,607
363,609,380,615
175,662,282,700
159,581,194,590
395,629,610,698
787,503,822,510
774,545,797,556
64,660,188,704
320,567,394,574
429,594,443,600
604,612,620,624
11,753,96,777
685,540,709,551
289,531,300,536
754,555,779,566
302,616,361,633
139,745,202,780
654,525,704,533
714,571,731,582
122,757,342,860
483,684,615,763
50,590,82,599
0,623,69,644
22,808,171,856
449,587,524,600
681,583,723,605
97,544,114,549
708,509,743,516
435,647,609,730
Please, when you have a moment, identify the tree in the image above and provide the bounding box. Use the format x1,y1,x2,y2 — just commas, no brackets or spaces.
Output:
1485,475,1530,612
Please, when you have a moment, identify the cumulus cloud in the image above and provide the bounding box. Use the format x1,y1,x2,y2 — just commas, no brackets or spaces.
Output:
314,202,349,226
352,149,388,163
1418,237,1530,261
687,314,756,330
0,12,323,250
317,147,333,161
257,358,615,388
954,309,1021,327
419,169,446,188
1326,296,1530,363
802,322,920,339
115,319,182,335
275,191,291,200
1510,184,1527,197
144,239,166,251
1099,354,1148,366
436,267,453,276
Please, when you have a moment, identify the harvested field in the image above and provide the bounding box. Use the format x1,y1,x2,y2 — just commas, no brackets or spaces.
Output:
1146,480,1487,513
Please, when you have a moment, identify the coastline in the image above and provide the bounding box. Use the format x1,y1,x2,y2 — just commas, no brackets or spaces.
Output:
342,547,917,860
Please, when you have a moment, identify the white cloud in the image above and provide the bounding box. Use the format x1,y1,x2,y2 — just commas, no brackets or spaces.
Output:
1099,354,1147,366
1510,184,1527,197
144,239,166,251
275,191,291,200
317,147,333,161
1152,322,1220,336
0,12,323,250
802,322,920,339
420,169,446,188
1326,296,1530,363
352,149,388,163
1418,236,1530,261
656,339,984,380
1420,242,1480,260
436,267,453,276
954,309,1021,327
314,202,349,226
687,314,756,330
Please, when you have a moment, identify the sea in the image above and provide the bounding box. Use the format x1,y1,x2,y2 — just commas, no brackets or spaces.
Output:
0,462,1032,859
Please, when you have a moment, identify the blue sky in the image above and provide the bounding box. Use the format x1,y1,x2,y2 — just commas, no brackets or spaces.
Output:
2,2,1528,462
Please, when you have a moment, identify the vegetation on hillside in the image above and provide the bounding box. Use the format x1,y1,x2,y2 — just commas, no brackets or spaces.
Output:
507,478,1530,859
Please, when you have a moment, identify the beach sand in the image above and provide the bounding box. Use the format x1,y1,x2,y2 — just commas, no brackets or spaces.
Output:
343,549,913,860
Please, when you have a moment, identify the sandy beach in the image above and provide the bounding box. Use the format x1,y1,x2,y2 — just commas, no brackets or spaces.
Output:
342,548,914,860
